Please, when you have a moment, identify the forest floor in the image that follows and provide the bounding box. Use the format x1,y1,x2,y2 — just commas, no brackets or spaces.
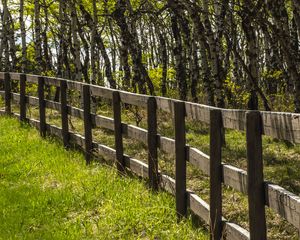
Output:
0,116,208,240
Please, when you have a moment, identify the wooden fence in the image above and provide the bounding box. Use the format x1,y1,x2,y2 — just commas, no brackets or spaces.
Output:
1,72,300,240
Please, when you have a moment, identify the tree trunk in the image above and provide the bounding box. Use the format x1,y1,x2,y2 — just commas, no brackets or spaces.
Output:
34,0,43,74
112,0,154,94
20,0,27,73
70,1,82,81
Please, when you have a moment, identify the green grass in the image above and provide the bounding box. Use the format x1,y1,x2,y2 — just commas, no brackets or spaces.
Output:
0,116,208,240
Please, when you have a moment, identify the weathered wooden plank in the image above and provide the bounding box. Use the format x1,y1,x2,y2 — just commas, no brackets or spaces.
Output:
27,95,39,106
222,109,246,131
68,106,84,119
45,100,61,111
93,115,114,131
224,222,250,240
83,85,93,164
185,102,211,124
0,72,4,80
188,147,210,175
19,74,27,122
175,101,187,219
90,85,113,99
46,124,63,138
28,118,40,129
187,191,250,239
119,91,149,107
44,76,60,87
155,96,174,114
122,124,147,145
124,156,149,178
38,77,46,137
266,183,300,230
159,136,175,154
261,111,300,144
69,132,85,148
10,72,21,81
160,174,176,195
26,74,39,84
246,111,267,240
222,164,248,194
187,192,210,225
93,143,116,161
4,72,11,114
185,102,247,131
66,81,83,91
209,109,223,240
113,91,125,172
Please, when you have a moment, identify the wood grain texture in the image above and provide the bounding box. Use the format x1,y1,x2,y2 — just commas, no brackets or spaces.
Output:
155,96,174,114
222,164,248,194
174,101,187,219
38,76,46,137
113,91,125,172
124,156,149,178
83,85,93,164
90,85,114,99
188,192,210,225
261,111,300,144
19,74,27,122
265,183,300,229
119,91,149,107
60,80,69,148
44,76,60,87
209,109,223,240
246,111,267,240
160,174,176,195
4,72,11,114
10,72,21,81
188,147,210,175
26,74,39,84
147,97,159,190
224,222,250,240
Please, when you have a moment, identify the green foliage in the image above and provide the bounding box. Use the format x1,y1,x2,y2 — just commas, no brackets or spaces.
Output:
148,67,177,97
224,74,249,107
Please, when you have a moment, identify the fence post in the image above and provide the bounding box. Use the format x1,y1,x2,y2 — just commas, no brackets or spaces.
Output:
4,72,11,115
83,85,93,165
19,74,27,122
60,80,69,148
174,101,187,219
113,91,125,172
38,76,46,137
147,97,158,190
209,109,223,240
246,111,267,240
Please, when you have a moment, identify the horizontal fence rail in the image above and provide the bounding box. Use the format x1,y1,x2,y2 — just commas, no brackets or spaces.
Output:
1,72,300,240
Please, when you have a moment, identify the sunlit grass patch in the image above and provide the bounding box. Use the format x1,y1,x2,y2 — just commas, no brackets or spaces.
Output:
0,116,208,240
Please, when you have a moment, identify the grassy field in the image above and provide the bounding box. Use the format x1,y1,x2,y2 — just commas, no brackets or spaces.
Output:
0,116,208,240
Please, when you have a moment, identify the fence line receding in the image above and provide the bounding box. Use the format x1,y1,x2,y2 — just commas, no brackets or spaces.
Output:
1,72,300,240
